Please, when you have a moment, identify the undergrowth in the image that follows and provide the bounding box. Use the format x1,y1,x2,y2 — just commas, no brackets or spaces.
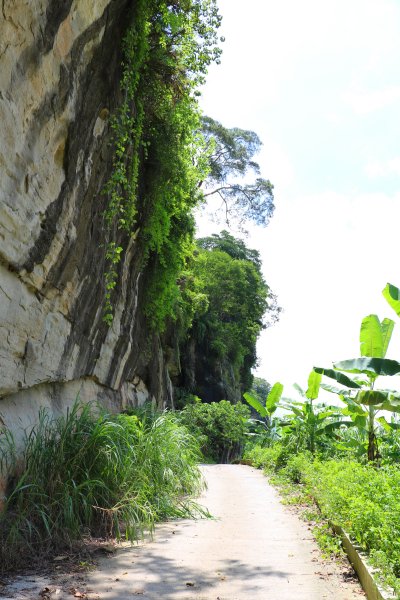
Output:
0,402,205,572
178,400,250,463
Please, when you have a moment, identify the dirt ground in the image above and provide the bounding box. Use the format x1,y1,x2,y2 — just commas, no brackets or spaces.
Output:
0,464,365,599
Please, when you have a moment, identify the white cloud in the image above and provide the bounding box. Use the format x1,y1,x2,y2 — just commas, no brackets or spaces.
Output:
251,190,400,387
343,85,400,115
365,157,400,178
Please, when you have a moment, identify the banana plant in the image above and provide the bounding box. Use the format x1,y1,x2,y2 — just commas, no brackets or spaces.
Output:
315,313,400,461
279,370,347,455
244,382,284,445
244,381,284,419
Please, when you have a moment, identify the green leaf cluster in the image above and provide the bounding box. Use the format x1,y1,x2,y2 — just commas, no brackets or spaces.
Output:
304,459,400,592
102,0,222,325
183,233,274,392
178,400,250,462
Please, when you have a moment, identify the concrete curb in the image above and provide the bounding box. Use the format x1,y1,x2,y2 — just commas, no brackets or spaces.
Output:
331,523,397,600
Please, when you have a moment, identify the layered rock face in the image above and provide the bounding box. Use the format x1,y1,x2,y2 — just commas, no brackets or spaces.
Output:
0,0,173,446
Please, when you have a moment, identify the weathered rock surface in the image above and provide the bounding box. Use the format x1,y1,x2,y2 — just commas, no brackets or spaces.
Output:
179,337,242,404
0,0,173,448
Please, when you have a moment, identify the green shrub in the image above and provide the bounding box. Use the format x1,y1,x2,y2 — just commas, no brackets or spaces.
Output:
244,443,301,475
244,444,283,473
0,402,204,571
282,452,313,484
305,460,400,582
178,400,250,463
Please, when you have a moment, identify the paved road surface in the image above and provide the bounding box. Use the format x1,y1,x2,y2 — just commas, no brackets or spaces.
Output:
85,464,364,599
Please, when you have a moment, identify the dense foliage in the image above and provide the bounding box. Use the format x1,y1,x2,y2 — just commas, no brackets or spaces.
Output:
102,1,276,336
192,249,266,374
249,376,272,401
177,232,277,398
179,400,250,462
0,403,204,571
103,0,222,325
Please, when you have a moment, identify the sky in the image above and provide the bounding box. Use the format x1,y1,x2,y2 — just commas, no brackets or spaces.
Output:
197,0,400,395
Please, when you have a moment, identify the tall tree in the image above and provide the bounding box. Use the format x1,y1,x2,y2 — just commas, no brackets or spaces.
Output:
197,230,262,268
199,116,275,228
176,233,279,403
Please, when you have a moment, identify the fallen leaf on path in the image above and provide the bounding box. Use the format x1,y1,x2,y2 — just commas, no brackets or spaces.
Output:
70,588,86,598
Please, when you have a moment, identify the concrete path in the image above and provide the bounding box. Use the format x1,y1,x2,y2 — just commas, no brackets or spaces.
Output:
84,464,364,599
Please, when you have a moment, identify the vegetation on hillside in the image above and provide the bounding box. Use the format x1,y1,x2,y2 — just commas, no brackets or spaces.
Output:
175,231,279,401
102,0,275,338
103,0,222,325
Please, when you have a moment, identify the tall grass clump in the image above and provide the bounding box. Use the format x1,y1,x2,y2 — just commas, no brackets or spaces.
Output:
0,402,204,571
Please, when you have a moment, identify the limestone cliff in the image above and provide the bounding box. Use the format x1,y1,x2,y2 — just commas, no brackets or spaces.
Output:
0,0,174,444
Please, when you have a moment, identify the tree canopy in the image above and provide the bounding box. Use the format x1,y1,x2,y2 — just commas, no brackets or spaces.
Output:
176,233,279,399
197,230,262,268
199,116,275,228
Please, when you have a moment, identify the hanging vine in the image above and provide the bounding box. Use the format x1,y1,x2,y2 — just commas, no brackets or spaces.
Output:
102,0,222,326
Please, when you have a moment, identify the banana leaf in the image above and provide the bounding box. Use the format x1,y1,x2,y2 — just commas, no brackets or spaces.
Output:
318,420,354,434
351,414,368,429
334,357,400,377
243,392,267,418
381,318,395,358
317,409,342,420
293,383,306,398
306,370,322,400
360,314,383,358
341,402,365,416
286,406,304,418
379,389,400,402
376,416,400,432
314,367,362,388
266,382,284,415
378,400,400,414
356,390,391,406
383,283,400,318
320,382,354,397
